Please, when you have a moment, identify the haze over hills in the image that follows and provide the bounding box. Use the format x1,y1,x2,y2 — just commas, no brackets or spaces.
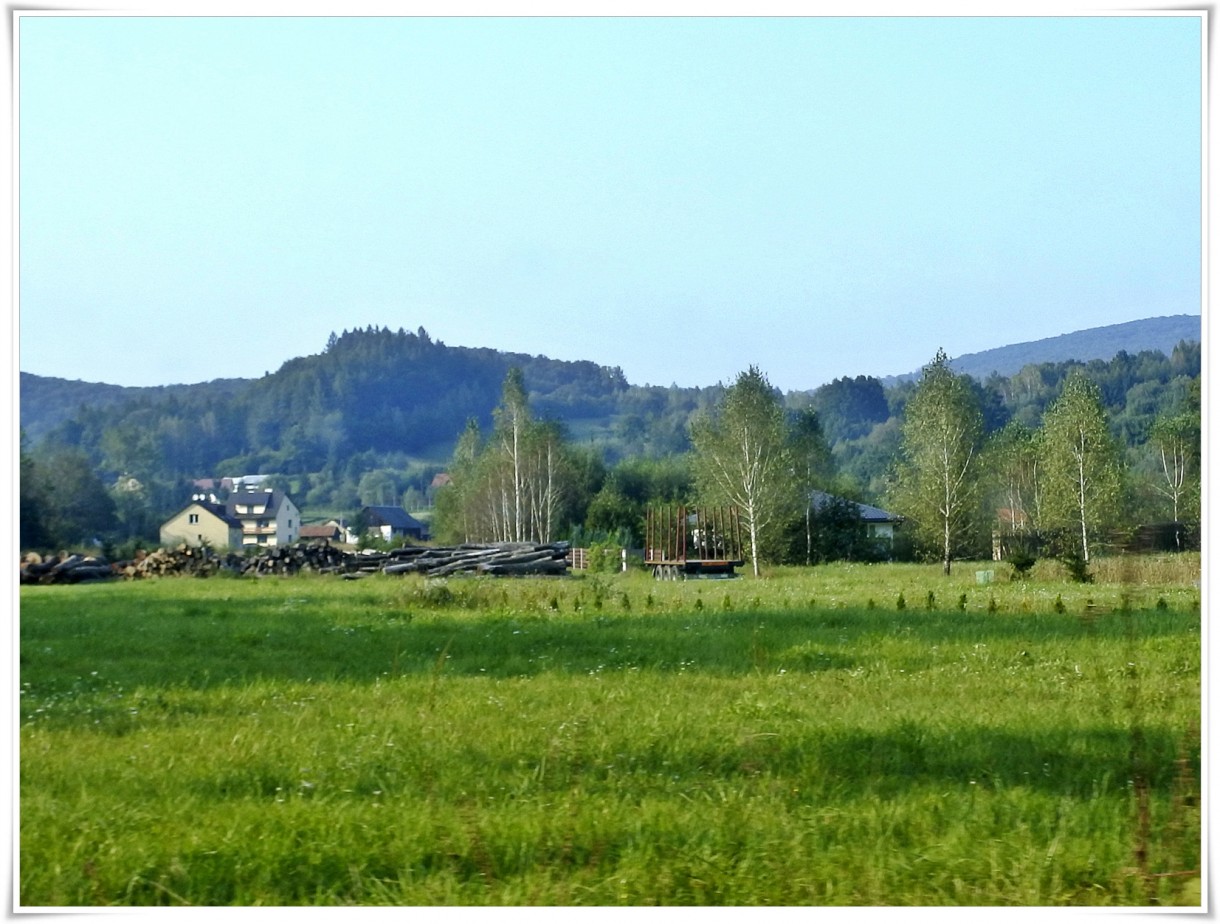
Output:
880,314,1201,386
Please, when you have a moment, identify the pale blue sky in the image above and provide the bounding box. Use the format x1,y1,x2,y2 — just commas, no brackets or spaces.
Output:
17,12,1203,392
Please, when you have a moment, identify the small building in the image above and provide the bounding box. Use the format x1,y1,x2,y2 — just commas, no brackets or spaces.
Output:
160,500,243,549
228,489,300,548
810,491,904,543
300,520,358,544
361,506,428,542
160,488,301,550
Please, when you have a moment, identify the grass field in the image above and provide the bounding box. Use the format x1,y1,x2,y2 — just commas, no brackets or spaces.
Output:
18,557,1203,907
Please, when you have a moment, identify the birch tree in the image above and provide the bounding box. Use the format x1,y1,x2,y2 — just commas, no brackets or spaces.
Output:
494,367,531,543
434,370,573,545
985,421,1043,534
1039,372,1123,564
1148,410,1199,526
889,349,984,575
789,406,835,565
690,366,794,577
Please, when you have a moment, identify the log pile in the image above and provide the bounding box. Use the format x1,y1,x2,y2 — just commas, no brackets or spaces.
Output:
380,542,571,577
20,540,573,584
232,540,351,577
20,552,116,585
118,546,236,579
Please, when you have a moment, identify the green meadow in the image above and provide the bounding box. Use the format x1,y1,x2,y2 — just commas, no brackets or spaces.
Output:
18,557,1202,907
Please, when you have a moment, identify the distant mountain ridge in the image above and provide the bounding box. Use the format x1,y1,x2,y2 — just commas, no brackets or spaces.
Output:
882,315,1201,385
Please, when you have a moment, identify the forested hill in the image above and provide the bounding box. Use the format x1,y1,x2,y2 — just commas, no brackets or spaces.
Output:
20,318,1202,490
21,326,700,475
883,315,1201,384
19,374,250,444
18,321,1203,532
18,328,633,447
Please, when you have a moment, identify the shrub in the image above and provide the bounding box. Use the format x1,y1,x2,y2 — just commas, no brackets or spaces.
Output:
1007,548,1038,579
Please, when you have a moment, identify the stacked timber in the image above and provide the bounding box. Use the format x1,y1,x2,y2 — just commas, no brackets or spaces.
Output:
381,542,571,577
119,545,234,579
20,552,116,585
235,540,350,576
20,540,572,583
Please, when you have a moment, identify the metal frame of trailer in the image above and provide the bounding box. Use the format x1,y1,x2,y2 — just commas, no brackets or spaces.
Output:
644,505,746,579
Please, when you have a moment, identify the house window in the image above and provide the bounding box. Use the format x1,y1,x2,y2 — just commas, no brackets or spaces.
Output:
189,513,199,524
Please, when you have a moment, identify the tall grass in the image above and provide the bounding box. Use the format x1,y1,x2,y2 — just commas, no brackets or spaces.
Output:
19,559,1201,906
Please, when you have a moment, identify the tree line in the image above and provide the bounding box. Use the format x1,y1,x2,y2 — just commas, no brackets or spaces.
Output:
19,329,1201,569
422,349,1198,578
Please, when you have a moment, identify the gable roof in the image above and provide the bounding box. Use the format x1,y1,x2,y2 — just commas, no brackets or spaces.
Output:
362,505,426,530
171,500,242,528
810,490,903,524
226,489,293,518
300,524,343,539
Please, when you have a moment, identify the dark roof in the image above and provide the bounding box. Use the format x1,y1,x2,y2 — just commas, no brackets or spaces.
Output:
362,506,426,530
810,491,903,524
175,500,241,528
226,489,290,518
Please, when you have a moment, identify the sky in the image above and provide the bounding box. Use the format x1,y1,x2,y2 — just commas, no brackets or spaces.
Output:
15,8,1204,393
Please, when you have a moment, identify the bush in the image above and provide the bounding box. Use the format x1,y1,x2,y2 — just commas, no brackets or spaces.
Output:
587,541,625,574
1007,548,1038,579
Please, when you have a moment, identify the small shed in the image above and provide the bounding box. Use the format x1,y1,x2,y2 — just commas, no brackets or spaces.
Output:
300,523,346,543
361,506,428,542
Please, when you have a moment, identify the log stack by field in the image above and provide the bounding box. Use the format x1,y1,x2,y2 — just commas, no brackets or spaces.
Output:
121,546,235,579
380,542,571,577
234,540,351,576
20,540,573,583
19,552,116,585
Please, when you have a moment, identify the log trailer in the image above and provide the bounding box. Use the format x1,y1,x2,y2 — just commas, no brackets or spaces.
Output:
644,505,746,579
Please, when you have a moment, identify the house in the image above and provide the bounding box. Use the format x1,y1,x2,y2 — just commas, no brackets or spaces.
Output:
160,500,243,549
220,474,273,495
227,489,300,548
361,506,428,542
299,520,354,544
810,490,904,543
159,488,301,550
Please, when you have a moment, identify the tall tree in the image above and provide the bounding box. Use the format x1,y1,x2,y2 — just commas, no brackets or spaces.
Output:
19,434,52,550
431,420,478,544
494,367,531,543
788,406,835,565
1147,409,1199,526
1039,372,1123,564
28,448,118,548
689,366,794,577
434,372,576,545
888,349,984,575
985,421,1043,534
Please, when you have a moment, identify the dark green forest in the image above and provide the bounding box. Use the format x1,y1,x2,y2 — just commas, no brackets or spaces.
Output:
19,324,1202,557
